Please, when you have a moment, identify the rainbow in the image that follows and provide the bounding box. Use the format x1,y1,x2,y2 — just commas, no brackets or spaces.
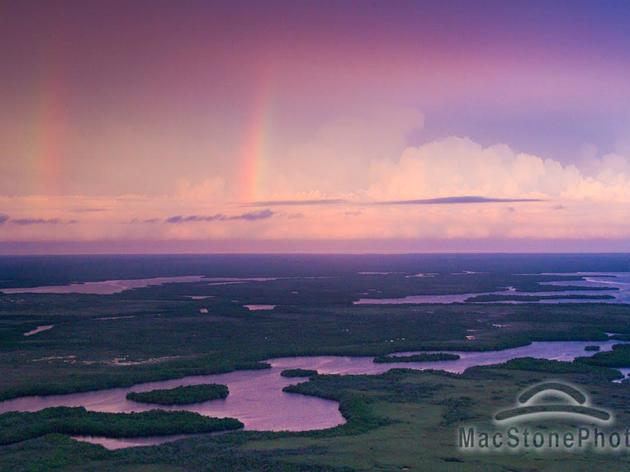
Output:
28,45,64,194
238,74,275,202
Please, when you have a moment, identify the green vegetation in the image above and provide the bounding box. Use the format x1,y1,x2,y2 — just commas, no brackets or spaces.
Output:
484,356,623,381
0,359,268,402
0,407,242,445
2,257,630,471
5,365,630,471
281,369,318,378
373,352,460,363
126,384,229,405
3,290,627,402
577,343,630,367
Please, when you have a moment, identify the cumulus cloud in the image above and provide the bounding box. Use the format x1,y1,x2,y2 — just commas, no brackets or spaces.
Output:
368,136,630,203
0,214,7,224
4,123,630,246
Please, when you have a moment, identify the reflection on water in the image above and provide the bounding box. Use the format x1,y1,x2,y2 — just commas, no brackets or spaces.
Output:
244,305,276,311
614,367,630,384
1,276,206,295
23,325,54,336
1,276,288,295
269,340,622,375
71,433,209,449
0,340,624,449
355,272,630,305
0,365,344,432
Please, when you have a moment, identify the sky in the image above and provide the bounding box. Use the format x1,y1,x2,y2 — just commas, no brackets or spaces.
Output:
2,0,630,253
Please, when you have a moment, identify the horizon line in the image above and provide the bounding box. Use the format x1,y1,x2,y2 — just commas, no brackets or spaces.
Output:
3,238,630,256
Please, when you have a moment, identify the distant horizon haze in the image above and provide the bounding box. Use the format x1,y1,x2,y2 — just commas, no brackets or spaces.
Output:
3,239,630,256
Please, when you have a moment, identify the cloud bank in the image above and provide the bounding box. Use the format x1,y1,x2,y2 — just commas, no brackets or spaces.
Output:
367,137,630,203
3,111,630,248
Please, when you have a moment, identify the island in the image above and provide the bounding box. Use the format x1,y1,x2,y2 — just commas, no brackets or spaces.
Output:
373,353,460,363
280,369,318,378
126,384,229,405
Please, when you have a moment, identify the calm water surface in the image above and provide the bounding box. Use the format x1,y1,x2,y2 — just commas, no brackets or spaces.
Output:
1,276,206,295
0,339,625,449
23,325,54,336
0,276,283,295
355,272,630,305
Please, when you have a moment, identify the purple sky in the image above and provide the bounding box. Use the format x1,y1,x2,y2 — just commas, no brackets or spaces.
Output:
1,1,630,253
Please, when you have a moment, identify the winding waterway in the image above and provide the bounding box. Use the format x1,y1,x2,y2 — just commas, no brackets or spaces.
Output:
0,339,625,449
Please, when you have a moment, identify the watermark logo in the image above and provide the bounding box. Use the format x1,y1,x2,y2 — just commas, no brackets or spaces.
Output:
458,381,630,452
494,381,611,423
